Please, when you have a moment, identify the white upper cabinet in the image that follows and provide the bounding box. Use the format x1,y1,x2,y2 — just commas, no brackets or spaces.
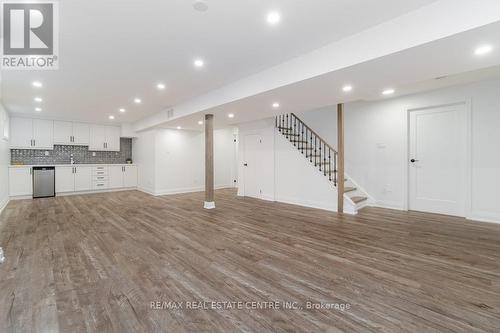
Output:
105,126,121,151
89,125,120,151
10,117,33,148
10,117,53,150
54,121,90,146
10,117,119,151
73,123,90,146
53,121,73,145
33,119,54,149
89,125,106,151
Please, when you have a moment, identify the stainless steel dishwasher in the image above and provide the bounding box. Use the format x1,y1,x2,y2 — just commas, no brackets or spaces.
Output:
33,166,55,198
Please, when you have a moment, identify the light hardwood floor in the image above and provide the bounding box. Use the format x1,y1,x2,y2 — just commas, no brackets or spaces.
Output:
1,189,500,332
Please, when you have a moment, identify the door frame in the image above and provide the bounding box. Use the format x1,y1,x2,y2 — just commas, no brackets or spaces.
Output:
402,99,472,217
242,133,262,199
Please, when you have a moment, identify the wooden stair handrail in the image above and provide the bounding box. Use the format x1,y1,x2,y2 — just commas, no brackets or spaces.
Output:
290,113,338,155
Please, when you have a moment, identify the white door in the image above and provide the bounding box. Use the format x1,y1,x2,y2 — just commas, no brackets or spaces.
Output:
55,167,75,193
33,119,54,149
73,123,90,146
10,117,33,148
409,104,467,217
243,134,260,198
53,121,73,145
90,125,106,151
74,167,92,191
108,166,124,189
9,167,33,196
105,126,121,151
123,166,137,187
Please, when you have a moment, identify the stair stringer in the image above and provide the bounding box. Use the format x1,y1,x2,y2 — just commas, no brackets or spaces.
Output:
275,129,359,214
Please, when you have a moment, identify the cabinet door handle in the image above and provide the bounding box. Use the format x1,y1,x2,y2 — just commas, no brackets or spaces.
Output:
33,139,36,147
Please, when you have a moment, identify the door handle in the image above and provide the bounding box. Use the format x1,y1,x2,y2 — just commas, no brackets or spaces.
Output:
410,159,419,163
244,163,248,167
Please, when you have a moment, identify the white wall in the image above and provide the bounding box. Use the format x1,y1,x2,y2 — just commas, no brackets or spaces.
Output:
296,78,500,222
132,129,156,194
134,127,237,196
237,119,347,213
0,102,10,214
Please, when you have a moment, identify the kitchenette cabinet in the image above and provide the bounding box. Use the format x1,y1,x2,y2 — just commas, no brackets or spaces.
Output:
10,117,54,150
8,167,33,197
9,164,136,199
53,121,90,146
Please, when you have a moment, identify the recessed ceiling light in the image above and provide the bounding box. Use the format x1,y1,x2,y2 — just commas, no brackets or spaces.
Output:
176,126,182,130
267,11,281,25
32,81,42,88
35,107,42,112
109,115,115,120
193,0,208,12
272,102,280,108
474,44,493,56
134,98,142,104
382,89,395,95
228,113,235,118
157,83,166,90
119,108,126,113
34,97,43,102
342,85,353,92
194,59,204,68
198,120,203,125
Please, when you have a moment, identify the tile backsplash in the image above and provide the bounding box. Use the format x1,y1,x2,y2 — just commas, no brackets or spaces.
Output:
11,138,132,165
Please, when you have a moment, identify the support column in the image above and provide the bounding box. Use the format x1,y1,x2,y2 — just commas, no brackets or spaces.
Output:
337,104,345,213
204,114,215,209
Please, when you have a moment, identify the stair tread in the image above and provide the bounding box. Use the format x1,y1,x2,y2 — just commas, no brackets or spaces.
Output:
345,187,356,193
351,196,368,204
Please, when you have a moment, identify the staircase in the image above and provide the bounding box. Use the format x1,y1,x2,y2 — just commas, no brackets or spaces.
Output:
275,113,369,213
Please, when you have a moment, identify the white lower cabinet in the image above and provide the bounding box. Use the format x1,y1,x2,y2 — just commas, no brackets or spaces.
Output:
56,166,93,193
74,167,92,191
9,167,33,197
11,165,136,198
108,166,124,189
55,166,75,193
124,166,138,187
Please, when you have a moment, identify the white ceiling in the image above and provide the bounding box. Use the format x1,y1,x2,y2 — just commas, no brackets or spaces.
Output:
1,0,439,123
165,21,500,131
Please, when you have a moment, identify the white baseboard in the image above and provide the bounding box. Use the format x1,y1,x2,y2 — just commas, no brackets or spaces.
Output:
137,186,155,195
467,211,500,224
0,196,9,215
153,184,232,197
10,188,139,201
56,187,137,197
370,200,406,211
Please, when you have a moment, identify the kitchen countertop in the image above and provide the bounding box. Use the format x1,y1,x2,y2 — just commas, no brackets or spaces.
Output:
9,163,136,168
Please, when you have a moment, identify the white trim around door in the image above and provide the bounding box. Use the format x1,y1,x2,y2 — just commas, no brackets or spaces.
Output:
403,100,471,217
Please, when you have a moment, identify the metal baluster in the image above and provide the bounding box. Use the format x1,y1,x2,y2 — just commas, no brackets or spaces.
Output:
310,130,313,162
323,142,327,176
318,139,322,171
314,136,317,166
293,116,297,146
334,152,338,186
328,148,332,181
